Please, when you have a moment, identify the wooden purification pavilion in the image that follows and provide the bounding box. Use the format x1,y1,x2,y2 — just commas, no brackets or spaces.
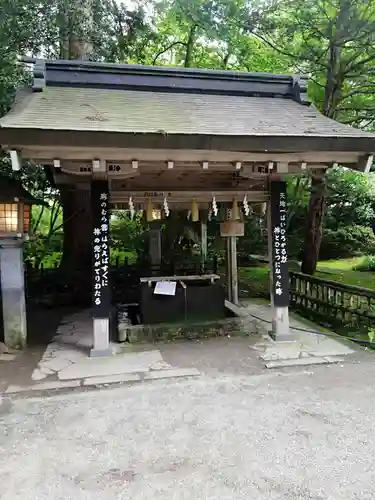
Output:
1,59,375,354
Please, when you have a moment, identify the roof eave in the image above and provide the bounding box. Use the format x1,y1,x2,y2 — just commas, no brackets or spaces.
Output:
1,128,374,158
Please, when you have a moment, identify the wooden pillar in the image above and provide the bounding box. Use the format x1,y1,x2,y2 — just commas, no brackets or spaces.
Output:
201,221,207,270
91,180,112,357
149,223,161,271
226,237,232,302
229,236,238,305
268,180,292,340
222,217,243,305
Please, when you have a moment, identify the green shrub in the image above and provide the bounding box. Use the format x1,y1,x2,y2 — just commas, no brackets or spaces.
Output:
354,255,375,272
319,226,375,260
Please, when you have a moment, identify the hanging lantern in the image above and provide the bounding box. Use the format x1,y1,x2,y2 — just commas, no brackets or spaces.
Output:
146,199,161,221
152,209,162,220
191,199,199,222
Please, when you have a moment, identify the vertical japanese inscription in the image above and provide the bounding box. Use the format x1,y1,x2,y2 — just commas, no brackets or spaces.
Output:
92,180,110,317
270,181,289,307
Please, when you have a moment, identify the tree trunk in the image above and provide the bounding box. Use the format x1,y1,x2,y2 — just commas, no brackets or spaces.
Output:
58,0,94,289
59,185,92,271
301,36,342,275
301,172,327,275
59,185,92,301
184,24,197,68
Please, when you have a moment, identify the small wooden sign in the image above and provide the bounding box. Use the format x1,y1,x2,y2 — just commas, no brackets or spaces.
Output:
220,220,244,237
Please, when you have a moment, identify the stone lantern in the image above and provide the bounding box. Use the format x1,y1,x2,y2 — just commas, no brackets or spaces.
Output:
0,176,43,349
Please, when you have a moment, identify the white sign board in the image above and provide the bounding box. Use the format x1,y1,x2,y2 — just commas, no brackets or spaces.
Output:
154,281,177,296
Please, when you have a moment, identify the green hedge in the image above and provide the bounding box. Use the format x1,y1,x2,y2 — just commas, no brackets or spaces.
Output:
354,255,375,272
319,226,375,260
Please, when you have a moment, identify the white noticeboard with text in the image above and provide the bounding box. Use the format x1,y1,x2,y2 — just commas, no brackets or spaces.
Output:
154,281,177,296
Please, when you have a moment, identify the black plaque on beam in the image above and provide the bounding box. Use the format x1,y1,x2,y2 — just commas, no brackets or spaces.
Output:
92,180,110,318
269,181,289,307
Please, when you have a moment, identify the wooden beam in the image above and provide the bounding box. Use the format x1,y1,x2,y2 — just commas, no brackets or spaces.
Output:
276,162,289,173
53,173,91,188
61,167,91,176
2,128,374,154
15,146,361,164
110,190,268,203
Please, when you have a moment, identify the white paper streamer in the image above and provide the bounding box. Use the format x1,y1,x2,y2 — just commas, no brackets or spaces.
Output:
163,196,170,217
129,196,135,220
243,195,250,216
212,196,218,217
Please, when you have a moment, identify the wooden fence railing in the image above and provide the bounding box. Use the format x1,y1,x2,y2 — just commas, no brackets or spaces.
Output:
289,271,375,327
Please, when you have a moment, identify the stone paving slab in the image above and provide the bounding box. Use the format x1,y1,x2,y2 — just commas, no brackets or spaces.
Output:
31,368,48,381
265,356,344,369
83,373,141,386
242,301,355,362
143,367,201,380
0,354,18,361
58,350,164,380
303,342,354,357
260,341,302,361
76,334,93,349
39,357,73,373
5,380,81,394
47,348,87,362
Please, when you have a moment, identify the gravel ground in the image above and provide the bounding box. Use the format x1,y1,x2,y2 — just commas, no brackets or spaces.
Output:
1,356,375,500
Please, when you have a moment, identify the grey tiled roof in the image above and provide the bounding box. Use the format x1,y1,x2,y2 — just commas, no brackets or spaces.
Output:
0,86,374,139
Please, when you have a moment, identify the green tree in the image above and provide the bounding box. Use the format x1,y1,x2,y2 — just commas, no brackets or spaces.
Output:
253,0,375,273
325,168,375,229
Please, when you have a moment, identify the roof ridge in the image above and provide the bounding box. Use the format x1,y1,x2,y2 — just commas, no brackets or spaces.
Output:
32,59,309,105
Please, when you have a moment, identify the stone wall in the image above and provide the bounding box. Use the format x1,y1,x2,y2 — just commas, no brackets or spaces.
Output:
118,316,263,343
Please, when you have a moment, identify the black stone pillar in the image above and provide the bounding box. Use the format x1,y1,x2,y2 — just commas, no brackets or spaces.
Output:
91,180,112,356
268,180,291,340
